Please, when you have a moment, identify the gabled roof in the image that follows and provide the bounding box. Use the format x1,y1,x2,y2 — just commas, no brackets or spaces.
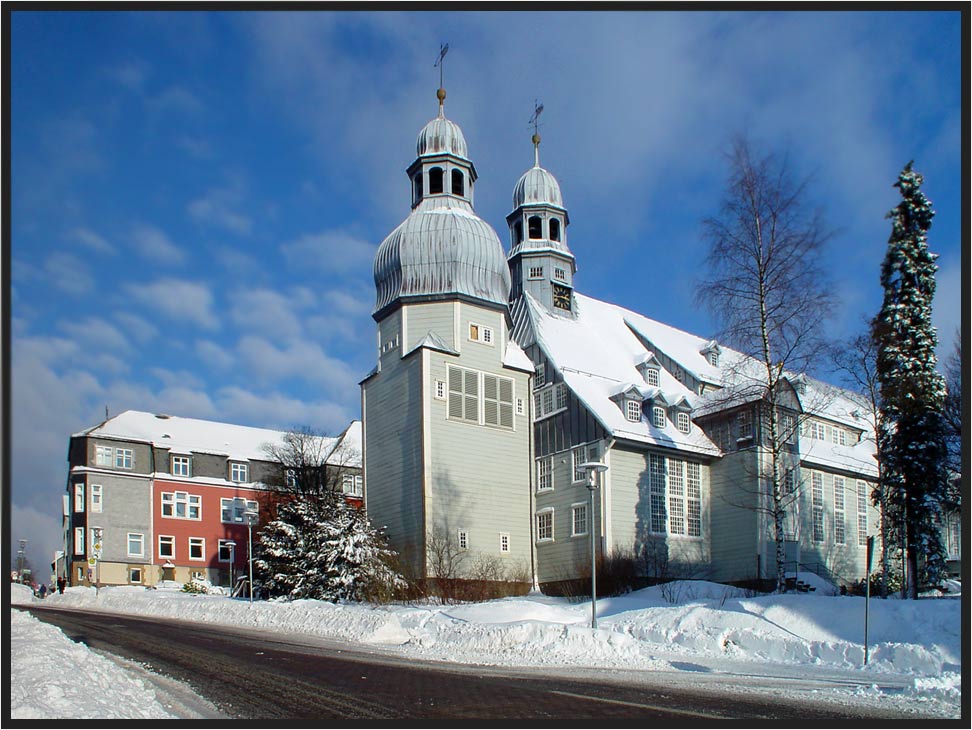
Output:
523,293,719,455
73,410,362,468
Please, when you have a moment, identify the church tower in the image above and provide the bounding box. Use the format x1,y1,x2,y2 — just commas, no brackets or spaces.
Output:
507,129,576,316
362,84,534,584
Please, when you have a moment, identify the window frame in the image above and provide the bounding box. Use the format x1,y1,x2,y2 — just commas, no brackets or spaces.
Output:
536,456,553,492
158,535,175,560
129,567,142,584
188,537,206,562
468,322,495,346
95,444,113,466
571,442,601,483
90,484,103,513
171,455,191,477
651,405,666,429
74,527,85,555
115,448,134,469
499,533,510,553
571,502,589,537
218,539,235,562
161,491,202,520
457,529,468,551
625,398,642,423
230,462,249,483
833,475,846,545
857,480,869,547
536,509,554,542
811,471,825,543
644,367,660,387
220,497,259,524
676,411,691,433
127,532,144,558
527,266,544,280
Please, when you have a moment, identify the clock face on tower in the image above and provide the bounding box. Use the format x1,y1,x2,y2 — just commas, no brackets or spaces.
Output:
552,284,572,311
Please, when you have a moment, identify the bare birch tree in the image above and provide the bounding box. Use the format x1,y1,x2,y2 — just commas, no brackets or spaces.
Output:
698,135,834,593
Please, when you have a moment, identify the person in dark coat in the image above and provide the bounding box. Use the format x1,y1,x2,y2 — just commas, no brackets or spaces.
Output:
57,577,66,594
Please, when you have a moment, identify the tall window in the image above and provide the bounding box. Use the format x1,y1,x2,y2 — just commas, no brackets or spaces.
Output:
74,527,84,555
537,457,553,491
499,533,510,553
811,472,825,543
514,221,523,244
171,455,191,477
549,218,561,242
833,476,846,544
457,529,468,550
857,480,869,546
534,363,546,388
451,169,464,196
230,462,249,483
115,448,133,469
95,445,113,466
649,454,667,533
667,459,686,535
428,167,443,194
74,483,85,512
528,215,542,239
91,484,103,513
413,173,422,203
571,503,588,536
158,535,175,559
650,456,703,538
127,533,144,557
572,442,600,482
189,537,205,561
686,462,702,537
448,365,480,423
780,412,796,443
536,510,554,542
736,410,753,441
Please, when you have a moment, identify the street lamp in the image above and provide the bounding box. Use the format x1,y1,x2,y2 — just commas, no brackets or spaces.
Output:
18,539,27,584
579,461,608,629
224,540,237,595
244,509,258,603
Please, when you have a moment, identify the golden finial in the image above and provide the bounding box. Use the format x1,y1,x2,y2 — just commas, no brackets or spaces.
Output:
529,100,544,167
435,44,449,115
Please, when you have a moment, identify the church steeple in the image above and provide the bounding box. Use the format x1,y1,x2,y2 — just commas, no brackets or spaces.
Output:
507,105,576,315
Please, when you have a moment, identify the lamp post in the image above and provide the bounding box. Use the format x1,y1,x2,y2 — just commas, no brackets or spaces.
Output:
244,509,258,603
18,539,27,584
224,540,237,595
579,461,608,629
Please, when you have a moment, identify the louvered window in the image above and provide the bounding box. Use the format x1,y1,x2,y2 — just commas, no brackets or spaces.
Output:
448,366,514,430
448,366,479,423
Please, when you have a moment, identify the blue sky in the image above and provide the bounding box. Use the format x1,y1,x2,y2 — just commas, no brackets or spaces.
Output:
9,9,964,574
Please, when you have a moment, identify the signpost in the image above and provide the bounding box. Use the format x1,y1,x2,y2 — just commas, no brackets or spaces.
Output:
92,528,103,597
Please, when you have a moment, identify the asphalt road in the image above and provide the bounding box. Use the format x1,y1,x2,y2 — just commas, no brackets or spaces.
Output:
22,605,922,721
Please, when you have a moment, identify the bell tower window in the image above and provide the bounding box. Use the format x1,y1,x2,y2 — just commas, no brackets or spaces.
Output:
451,169,465,197
413,174,422,204
528,215,543,239
513,221,523,245
549,218,561,242
429,167,444,195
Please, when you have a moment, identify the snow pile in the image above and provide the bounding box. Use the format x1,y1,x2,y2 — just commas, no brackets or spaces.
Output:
12,579,961,717
10,601,175,718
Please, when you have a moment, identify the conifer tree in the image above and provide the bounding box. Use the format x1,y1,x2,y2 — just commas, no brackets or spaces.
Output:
870,161,950,597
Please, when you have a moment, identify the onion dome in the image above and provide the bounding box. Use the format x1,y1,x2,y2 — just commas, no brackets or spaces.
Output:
513,165,564,209
416,116,469,159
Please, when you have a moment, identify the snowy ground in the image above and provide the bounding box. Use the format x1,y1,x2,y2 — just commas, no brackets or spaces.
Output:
9,578,963,719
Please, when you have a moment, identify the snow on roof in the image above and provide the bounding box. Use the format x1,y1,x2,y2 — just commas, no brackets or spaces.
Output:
800,436,879,478
502,338,535,373
74,410,361,467
525,293,719,455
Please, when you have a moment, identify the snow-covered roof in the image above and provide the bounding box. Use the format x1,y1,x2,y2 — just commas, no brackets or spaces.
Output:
502,338,535,373
799,437,879,478
524,293,719,455
74,410,361,467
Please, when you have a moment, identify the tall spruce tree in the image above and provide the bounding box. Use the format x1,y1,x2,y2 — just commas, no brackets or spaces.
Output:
870,161,950,598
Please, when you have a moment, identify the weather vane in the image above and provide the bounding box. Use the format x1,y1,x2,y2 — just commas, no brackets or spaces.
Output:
528,99,544,137
434,43,449,89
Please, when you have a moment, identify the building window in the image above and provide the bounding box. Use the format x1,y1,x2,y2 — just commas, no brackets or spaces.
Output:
127,533,144,557
554,267,567,282
534,383,567,421
74,483,85,513
457,529,468,551
230,462,249,483
806,420,826,441
499,533,510,553
534,363,546,388
528,215,542,239
448,366,514,429
189,537,205,561
171,455,191,477
833,476,846,544
668,460,686,535
571,503,588,537
831,426,847,446
780,412,796,443
90,484,103,512
783,469,796,494
528,266,544,279
706,350,719,367
161,491,201,520
537,456,553,491
469,323,494,345
342,474,363,496
434,379,446,400
484,373,515,429
513,221,523,244
649,455,703,538
536,510,554,542
651,406,666,429
413,173,422,203
448,365,480,423
428,167,444,194
129,568,142,584
624,398,641,422
95,445,113,466
572,442,601,483
549,218,561,242
737,410,753,441
451,169,464,197
857,480,869,546
221,498,258,523
516,397,525,416
645,367,660,387
811,472,825,543
676,412,691,433
74,527,85,555
115,448,133,469
649,454,667,533
158,535,175,560
218,540,235,562
686,462,702,537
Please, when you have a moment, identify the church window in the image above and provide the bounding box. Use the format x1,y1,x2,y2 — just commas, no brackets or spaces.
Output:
413,173,422,203
434,379,446,400
549,217,561,242
554,268,567,282
651,405,666,429
447,365,514,430
649,454,666,533
514,221,523,245
833,476,846,544
528,266,544,279
537,457,553,491
457,529,468,550
572,442,601,483
451,169,464,197
429,167,444,194
571,503,588,537
811,471,825,543
737,410,753,441
499,533,510,553
528,215,542,239
706,350,719,367
857,481,869,546
645,367,659,387
676,412,691,433
469,323,494,345
556,383,568,410
534,363,546,388
625,399,641,422
516,398,525,416
536,510,554,542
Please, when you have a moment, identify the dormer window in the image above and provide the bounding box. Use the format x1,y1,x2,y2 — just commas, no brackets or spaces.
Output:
626,399,642,422
451,169,464,197
549,218,561,242
528,215,543,239
707,351,719,367
429,167,444,194
651,405,666,428
676,412,691,433
645,367,660,387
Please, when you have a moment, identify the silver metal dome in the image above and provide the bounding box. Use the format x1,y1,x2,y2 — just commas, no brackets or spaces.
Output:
512,165,564,209
374,197,511,314
416,116,468,159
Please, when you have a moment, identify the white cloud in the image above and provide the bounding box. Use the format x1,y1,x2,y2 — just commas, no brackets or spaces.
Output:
280,230,376,274
126,278,219,330
188,176,252,235
59,316,132,354
132,224,185,265
43,253,94,296
195,339,235,372
235,335,358,395
229,289,305,342
215,385,353,435
72,227,115,255
113,312,159,344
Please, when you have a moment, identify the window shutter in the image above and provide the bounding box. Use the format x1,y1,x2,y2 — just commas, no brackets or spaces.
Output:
448,367,464,420
499,378,514,428
464,369,479,422
483,374,499,425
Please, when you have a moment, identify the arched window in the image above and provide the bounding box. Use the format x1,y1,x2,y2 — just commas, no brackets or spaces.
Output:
549,218,561,242
528,215,543,239
413,174,422,203
429,167,444,195
514,221,523,244
451,169,464,197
